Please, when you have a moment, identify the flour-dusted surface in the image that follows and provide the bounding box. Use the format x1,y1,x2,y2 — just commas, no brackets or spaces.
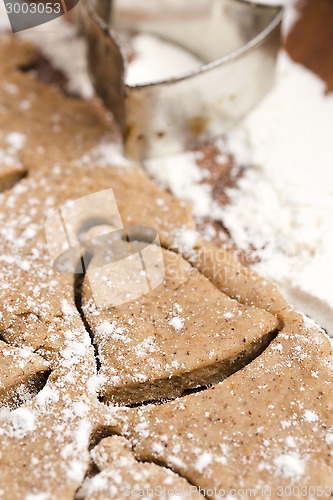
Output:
126,1,332,336
124,314,333,496
0,4,93,98
0,4,202,94
225,52,333,336
144,4,333,337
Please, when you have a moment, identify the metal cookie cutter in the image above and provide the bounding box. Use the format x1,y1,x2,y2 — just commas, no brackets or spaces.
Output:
81,0,283,159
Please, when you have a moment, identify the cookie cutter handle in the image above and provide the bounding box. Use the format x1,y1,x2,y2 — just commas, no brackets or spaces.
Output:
81,0,126,136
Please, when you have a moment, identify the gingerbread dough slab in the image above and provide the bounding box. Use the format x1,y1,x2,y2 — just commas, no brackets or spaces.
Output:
124,313,333,498
83,247,279,405
0,32,194,498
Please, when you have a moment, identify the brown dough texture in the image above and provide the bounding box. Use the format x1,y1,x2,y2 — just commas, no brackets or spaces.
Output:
0,34,332,499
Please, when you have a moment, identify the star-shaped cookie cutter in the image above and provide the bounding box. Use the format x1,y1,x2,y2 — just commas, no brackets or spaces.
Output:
81,0,283,159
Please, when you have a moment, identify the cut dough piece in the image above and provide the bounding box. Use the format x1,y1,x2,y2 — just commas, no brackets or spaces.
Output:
0,341,49,408
124,313,333,497
77,435,204,499
83,248,280,405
